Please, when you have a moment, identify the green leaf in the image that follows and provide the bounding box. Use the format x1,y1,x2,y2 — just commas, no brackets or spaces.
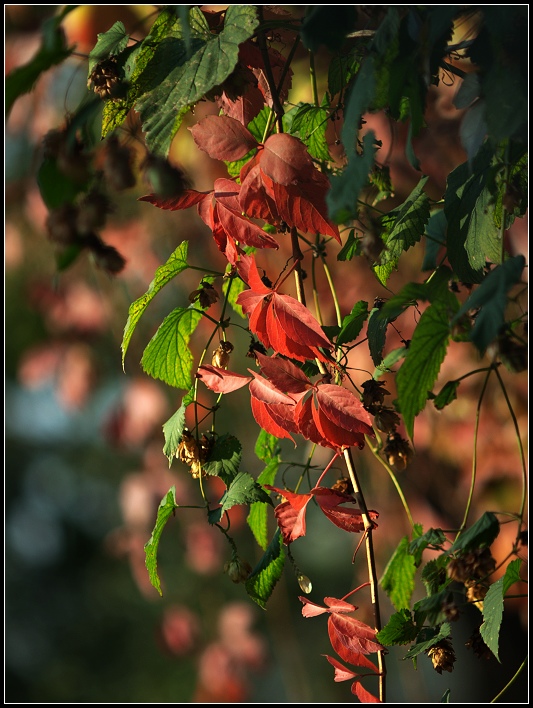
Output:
136,5,259,155
36,157,90,209
367,305,389,366
444,145,501,283
373,176,430,286
337,301,369,345
376,609,419,646
380,536,417,610
378,266,454,322
432,380,460,410
480,577,504,661
422,210,447,271
202,433,242,485
404,623,451,659
340,57,377,161
211,471,272,523
162,404,187,466
141,306,203,390
144,486,179,596
409,528,446,563
448,511,500,555
502,558,523,595
291,103,331,162
396,297,457,440
327,131,377,224
6,7,75,117
451,255,526,355
247,457,280,550
328,50,363,98
373,346,407,378
245,529,286,609
421,556,450,597
87,21,130,74
255,429,281,463
413,589,450,627
337,229,362,262
122,241,190,367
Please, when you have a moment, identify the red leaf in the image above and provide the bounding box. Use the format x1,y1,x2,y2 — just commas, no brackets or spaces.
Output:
299,597,332,618
196,365,252,394
352,681,381,703
328,614,385,659
320,506,370,533
217,80,266,126
272,294,333,352
264,488,314,544
324,655,358,682
189,115,258,161
139,189,209,211
255,352,312,394
249,297,272,350
296,394,335,449
248,371,296,405
250,396,295,442
261,133,315,185
323,596,358,613
269,178,341,242
217,201,279,250
313,402,368,450
236,253,272,293
316,385,374,436
239,162,281,224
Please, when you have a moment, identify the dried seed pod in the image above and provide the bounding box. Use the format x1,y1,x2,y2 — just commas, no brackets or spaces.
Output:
447,547,496,584
224,554,253,584
361,379,390,410
331,476,353,495
465,628,492,660
373,407,401,433
85,234,126,275
465,582,488,611
87,56,121,99
188,281,219,309
246,339,267,360
76,190,113,234
384,432,413,471
427,639,456,674
212,341,234,369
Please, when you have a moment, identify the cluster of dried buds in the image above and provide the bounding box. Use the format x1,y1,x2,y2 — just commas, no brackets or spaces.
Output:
87,56,122,100
426,638,456,674
447,546,497,612
177,429,213,479
223,551,252,584
211,341,234,369
360,379,413,471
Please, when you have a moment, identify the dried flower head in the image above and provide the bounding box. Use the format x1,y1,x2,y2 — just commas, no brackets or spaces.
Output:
384,432,413,471
189,281,219,309
361,379,390,410
211,341,234,369
427,638,456,674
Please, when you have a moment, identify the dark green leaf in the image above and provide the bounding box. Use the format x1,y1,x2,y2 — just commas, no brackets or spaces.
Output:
421,557,450,596
144,486,179,596
122,241,189,367
422,210,447,271
409,528,447,561
87,21,129,74
222,270,246,319
373,346,407,377
451,255,526,355
337,301,369,345
380,536,417,610
396,297,457,440
300,6,358,53
327,131,377,224
404,623,451,659
433,380,460,410
378,265,454,322
203,433,242,485
374,176,430,286
448,511,500,555
6,8,75,117
376,609,419,646
141,306,203,390
367,305,389,366
162,404,187,466
413,588,451,627
480,577,504,661
245,529,286,609
340,57,377,162
502,558,523,595
210,471,272,524
36,157,90,209
328,50,363,98
337,229,362,261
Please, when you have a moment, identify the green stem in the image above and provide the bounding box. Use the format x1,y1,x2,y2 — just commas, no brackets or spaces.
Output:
490,655,527,703
322,257,342,327
458,367,492,535
494,366,528,525
309,50,319,106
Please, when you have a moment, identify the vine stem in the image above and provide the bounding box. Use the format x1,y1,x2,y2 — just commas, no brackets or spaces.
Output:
343,448,386,702
490,655,527,703
458,367,492,535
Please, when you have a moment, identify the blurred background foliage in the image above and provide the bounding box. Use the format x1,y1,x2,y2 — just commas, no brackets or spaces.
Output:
5,5,527,703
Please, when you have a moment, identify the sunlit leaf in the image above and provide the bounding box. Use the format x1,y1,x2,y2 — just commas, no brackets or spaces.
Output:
376,609,419,646
291,102,331,162
162,403,187,466
480,577,504,661
87,20,129,74
144,486,179,596
380,536,417,610
245,529,286,609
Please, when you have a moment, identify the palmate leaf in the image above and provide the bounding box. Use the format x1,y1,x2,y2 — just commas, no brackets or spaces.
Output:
245,529,286,609
290,102,332,162
374,176,431,286
87,20,129,74
136,5,259,156
210,471,273,525
144,486,179,596
122,241,189,367
141,306,203,390
247,457,280,550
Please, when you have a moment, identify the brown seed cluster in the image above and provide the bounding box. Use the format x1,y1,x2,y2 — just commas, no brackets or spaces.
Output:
361,380,412,469
177,430,213,479
427,638,456,674
447,546,496,613
211,341,234,369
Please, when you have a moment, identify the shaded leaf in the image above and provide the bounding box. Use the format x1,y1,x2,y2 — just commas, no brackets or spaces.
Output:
87,20,129,74
190,114,258,161
377,609,419,646
162,403,187,466
433,380,460,410
367,306,389,366
337,229,362,262
202,433,242,484
213,471,272,522
141,306,202,390
408,527,446,562
448,511,500,555
144,486,179,596
404,623,451,659
480,577,504,661
247,457,280,550
122,241,189,367
502,558,523,595
337,301,369,345
245,529,286,609
37,158,90,209
255,352,312,394
423,209,447,271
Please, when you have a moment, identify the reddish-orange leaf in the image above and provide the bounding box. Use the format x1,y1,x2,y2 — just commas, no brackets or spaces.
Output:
249,298,272,350
316,385,374,436
324,655,358,682
265,487,314,544
328,614,385,659
189,115,258,161
322,596,358,613
299,597,332,618
239,162,281,225
196,365,252,394
313,401,367,450
250,396,295,442
217,201,279,250
352,681,381,703
269,178,341,242
139,189,210,211
255,351,312,394
248,371,296,405
261,133,315,185
296,394,335,449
